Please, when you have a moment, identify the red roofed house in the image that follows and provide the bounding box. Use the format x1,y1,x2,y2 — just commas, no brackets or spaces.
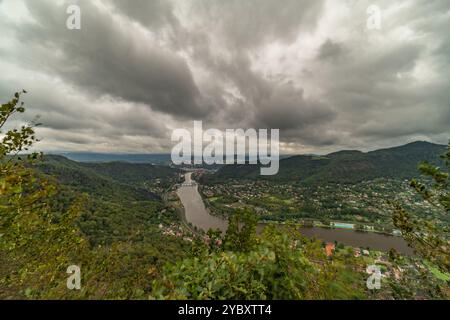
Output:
325,243,335,257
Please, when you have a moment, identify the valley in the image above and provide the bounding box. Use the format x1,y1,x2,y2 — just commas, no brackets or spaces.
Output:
2,124,448,300
177,172,414,254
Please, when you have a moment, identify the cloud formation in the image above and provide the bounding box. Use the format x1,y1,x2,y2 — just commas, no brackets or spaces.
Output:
0,0,448,154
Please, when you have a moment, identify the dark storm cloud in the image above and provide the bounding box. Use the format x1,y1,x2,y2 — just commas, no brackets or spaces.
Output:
317,38,448,147
0,71,170,140
187,0,325,49
0,0,449,153
14,0,208,118
166,0,328,130
318,39,344,61
254,82,336,130
109,0,178,30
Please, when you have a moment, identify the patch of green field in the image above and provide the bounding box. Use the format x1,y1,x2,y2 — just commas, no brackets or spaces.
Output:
282,198,295,205
424,261,450,281
265,196,295,204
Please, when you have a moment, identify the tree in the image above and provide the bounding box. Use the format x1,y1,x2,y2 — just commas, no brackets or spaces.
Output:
393,140,449,273
0,91,88,298
151,225,366,300
223,208,258,252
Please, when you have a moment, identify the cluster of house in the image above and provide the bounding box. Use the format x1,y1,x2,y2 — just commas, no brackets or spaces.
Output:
324,243,370,257
324,242,408,282
159,223,193,243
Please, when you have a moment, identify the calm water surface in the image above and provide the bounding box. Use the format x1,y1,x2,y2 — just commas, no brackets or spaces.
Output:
177,173,413,255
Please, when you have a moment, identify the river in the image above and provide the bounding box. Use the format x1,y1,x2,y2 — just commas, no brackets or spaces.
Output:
176,173,413,255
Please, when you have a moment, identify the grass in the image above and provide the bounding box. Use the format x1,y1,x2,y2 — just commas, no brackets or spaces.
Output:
208,197,221,202
424,261,450,281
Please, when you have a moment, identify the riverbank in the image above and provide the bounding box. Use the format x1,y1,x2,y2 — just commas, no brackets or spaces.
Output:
177,173,414,255
199,184,400,238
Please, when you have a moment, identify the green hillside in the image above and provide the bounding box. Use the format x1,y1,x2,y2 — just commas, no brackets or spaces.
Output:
82,161,179,186
37,155,180,200
205,141,446,184
32,155,183,246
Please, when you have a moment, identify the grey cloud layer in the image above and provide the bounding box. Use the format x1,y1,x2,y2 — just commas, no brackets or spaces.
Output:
17,0,208,118
0,0,448,153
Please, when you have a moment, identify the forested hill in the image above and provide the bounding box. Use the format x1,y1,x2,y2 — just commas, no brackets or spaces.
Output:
61,152,172,165
35,155,181,201
28,155,185,248
205,141,447,184
81,161,179,186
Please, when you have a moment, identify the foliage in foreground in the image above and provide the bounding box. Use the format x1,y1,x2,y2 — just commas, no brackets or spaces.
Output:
0,91,87,297
0,92,185,299
393,141,449,273
152,212,367,300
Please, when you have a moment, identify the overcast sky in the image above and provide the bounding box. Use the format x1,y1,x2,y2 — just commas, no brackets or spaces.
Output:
0,0,449,154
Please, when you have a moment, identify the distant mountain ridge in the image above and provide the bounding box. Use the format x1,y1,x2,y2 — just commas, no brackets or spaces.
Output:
205,141,447,184
55,152,172,165
35,155,181,201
